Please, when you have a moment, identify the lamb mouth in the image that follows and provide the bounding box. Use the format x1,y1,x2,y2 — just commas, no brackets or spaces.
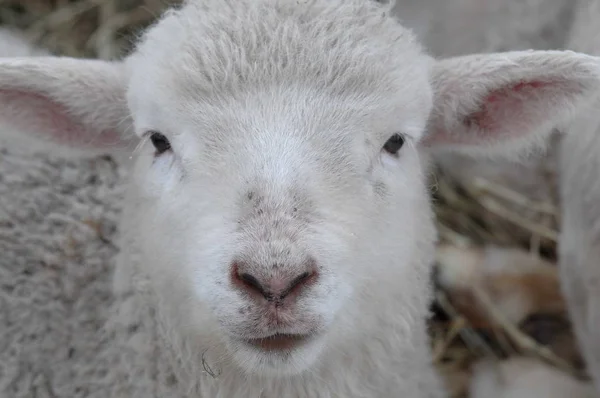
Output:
243,333,312,351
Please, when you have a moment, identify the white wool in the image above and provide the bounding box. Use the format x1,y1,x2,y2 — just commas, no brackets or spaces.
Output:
558,0,600,392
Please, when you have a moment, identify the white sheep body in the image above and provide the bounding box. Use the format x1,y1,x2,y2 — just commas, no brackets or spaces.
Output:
558,0,600,391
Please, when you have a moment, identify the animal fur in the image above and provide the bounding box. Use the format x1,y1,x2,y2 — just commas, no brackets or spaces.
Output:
558,0,600,392
2,1,600,397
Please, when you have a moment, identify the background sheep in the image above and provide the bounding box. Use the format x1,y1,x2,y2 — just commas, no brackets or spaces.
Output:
558,0,600,391
0,27,127,397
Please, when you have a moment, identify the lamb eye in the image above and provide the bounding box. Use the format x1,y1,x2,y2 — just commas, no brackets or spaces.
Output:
149,131,171,155
383,133,405,155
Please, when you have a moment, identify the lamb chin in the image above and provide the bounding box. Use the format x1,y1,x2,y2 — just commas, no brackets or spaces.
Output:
228,336,326,376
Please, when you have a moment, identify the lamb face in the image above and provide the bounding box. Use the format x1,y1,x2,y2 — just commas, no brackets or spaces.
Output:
124,0,435,375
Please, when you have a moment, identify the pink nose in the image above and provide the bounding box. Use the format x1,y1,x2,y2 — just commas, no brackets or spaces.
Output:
231,261,318,303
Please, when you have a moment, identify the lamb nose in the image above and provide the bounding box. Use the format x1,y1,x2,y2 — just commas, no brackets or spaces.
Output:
232,262,317,301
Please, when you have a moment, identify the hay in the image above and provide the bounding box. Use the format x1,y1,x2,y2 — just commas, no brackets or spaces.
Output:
0,1,583,397
429,166,586,397
0,0,179,59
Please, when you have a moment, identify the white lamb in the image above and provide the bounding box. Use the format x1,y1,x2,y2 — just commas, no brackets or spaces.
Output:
481,0,600,394
2,0,600,396
558,0,600,392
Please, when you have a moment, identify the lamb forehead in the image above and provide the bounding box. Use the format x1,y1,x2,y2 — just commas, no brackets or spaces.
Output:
127,0,432,109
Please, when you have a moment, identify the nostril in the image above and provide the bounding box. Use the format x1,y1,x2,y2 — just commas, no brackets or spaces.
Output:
239,272,260,288
279,269,318,300
231,264,269,298
239,272,266,295
231,260,318,301
285,271,312,294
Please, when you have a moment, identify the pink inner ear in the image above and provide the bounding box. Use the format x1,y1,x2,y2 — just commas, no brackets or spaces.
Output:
0,88,122,149
423,79,567,148
465,80,551,132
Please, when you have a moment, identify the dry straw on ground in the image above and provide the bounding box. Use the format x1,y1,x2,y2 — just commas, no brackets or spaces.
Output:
0,1,585,397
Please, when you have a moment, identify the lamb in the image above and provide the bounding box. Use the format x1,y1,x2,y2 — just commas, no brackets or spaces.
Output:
557,0,600,391
0,28,129,398
2,0,600,396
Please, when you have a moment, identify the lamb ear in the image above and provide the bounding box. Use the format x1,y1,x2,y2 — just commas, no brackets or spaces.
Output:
422,50,600,158
0,56,136,157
